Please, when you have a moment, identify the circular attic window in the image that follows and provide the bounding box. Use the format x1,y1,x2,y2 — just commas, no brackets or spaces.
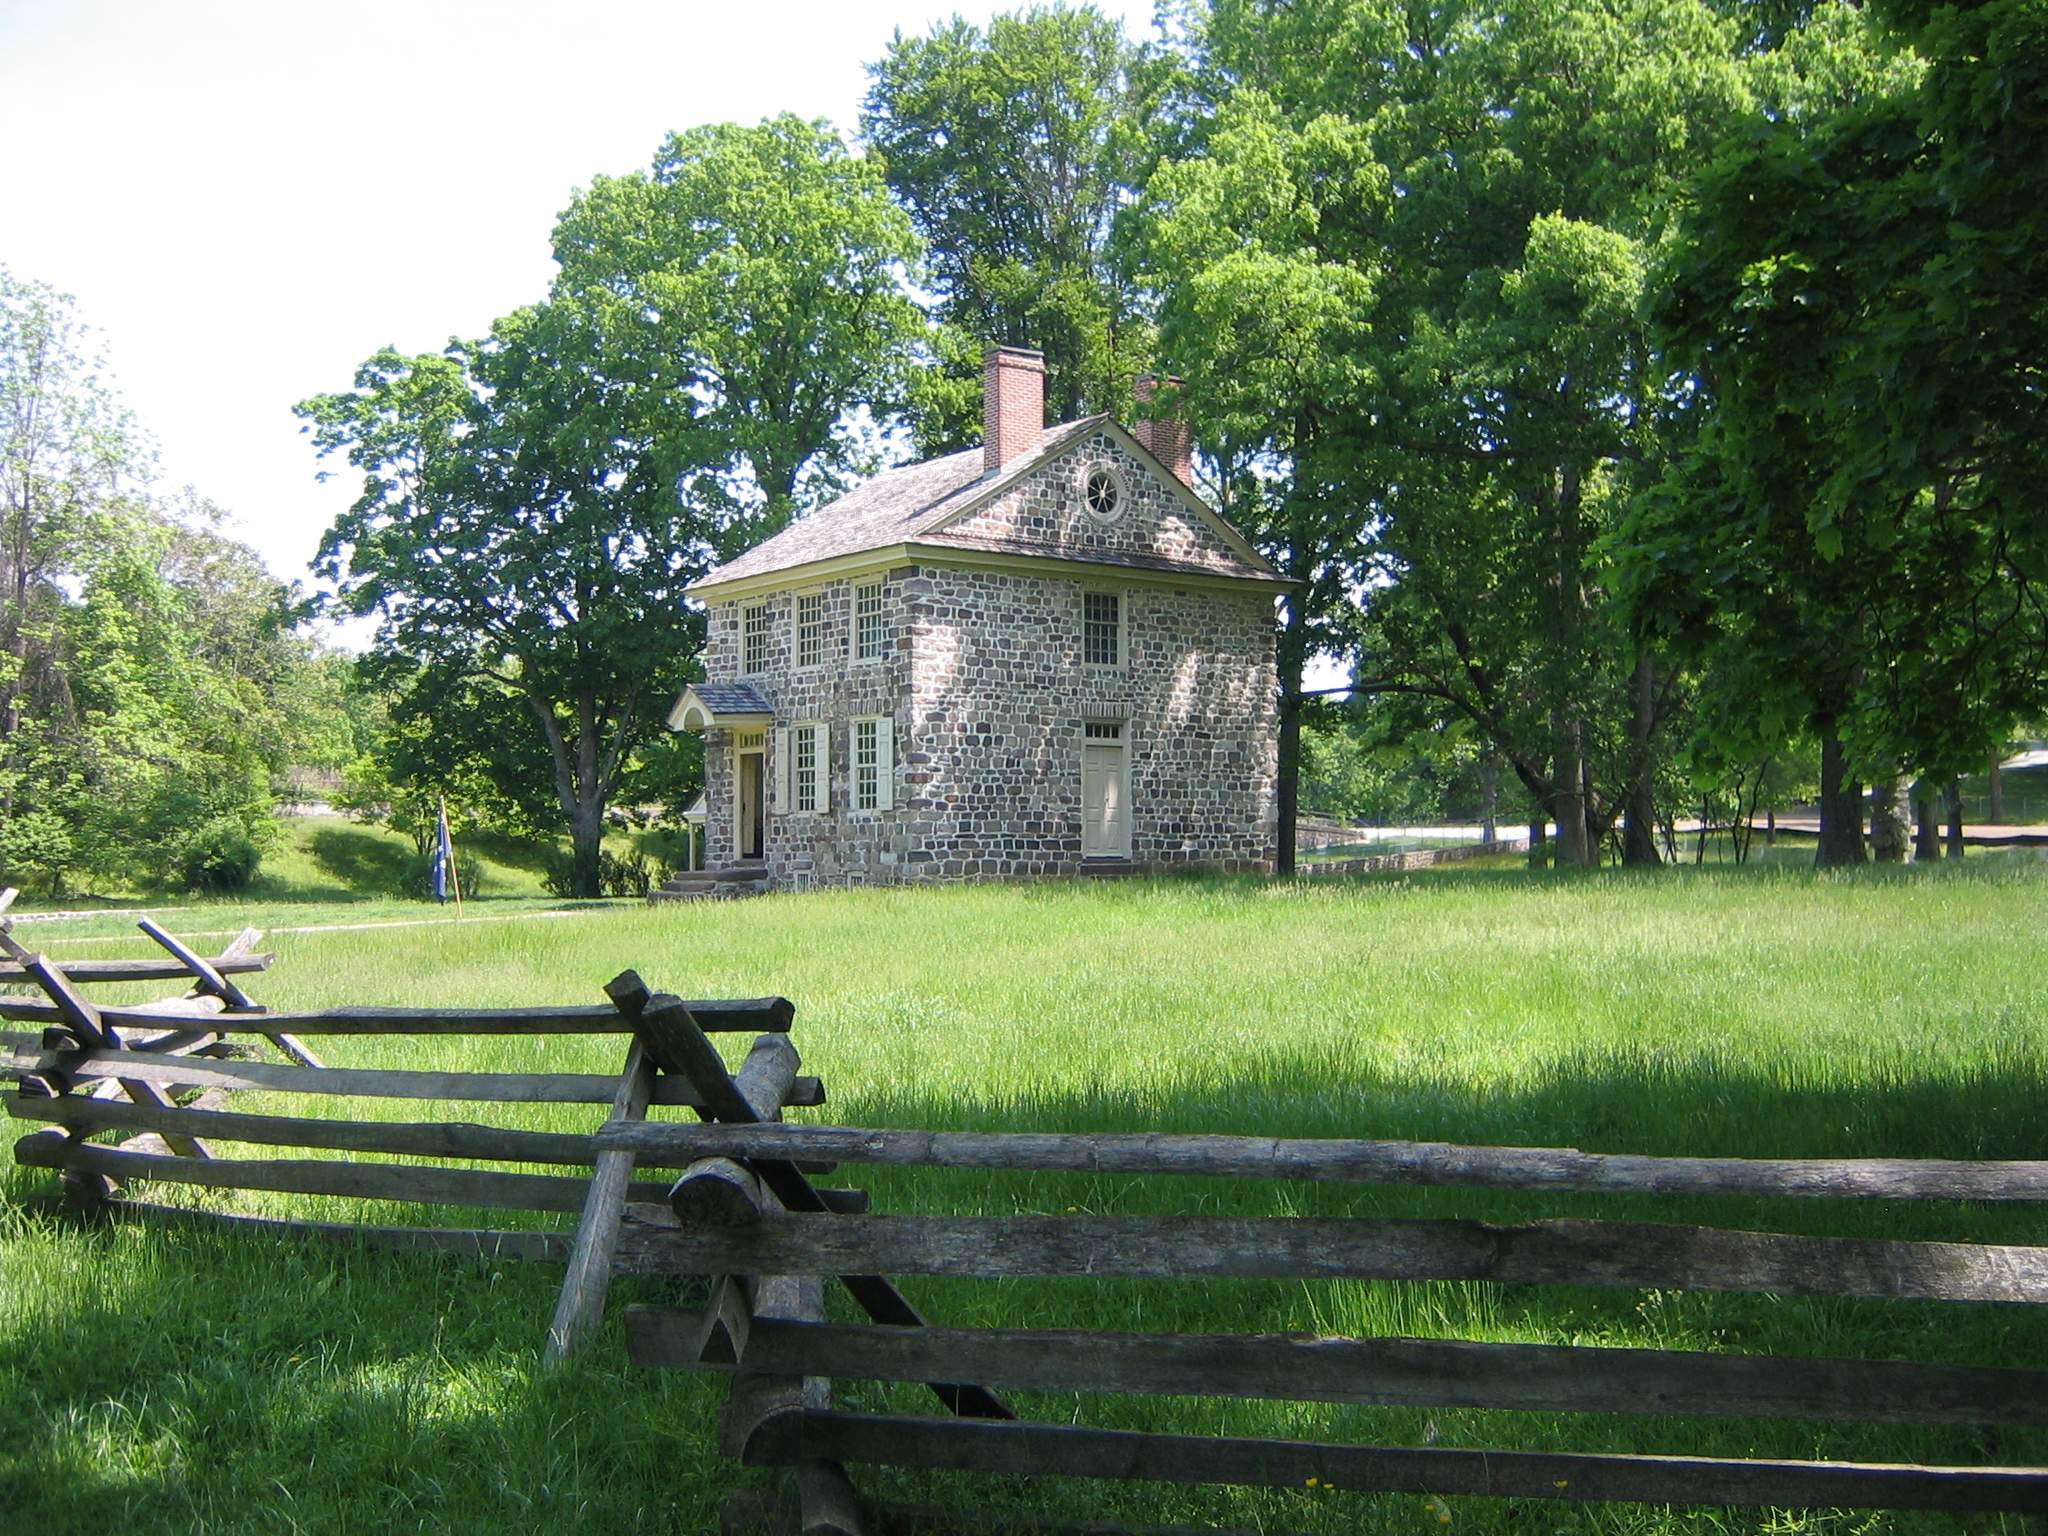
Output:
1080,463,1125,524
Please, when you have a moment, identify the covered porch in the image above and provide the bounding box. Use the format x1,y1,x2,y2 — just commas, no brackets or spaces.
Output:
665,682,775,888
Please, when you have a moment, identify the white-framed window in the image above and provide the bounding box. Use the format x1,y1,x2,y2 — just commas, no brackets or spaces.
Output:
1079,461,1126,523
1084,720,1123,742
741,603,771,675
852,715,895,812
789,720,828,813
853,580,887,663
796,591,826,670
1083,590,1123,668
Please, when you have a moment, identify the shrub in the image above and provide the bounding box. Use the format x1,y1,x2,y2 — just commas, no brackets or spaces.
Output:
542,848,653,899
174,817,263,893
1,809,76,896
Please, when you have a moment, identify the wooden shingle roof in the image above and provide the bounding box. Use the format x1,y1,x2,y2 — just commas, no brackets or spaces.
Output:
688,417,1284,597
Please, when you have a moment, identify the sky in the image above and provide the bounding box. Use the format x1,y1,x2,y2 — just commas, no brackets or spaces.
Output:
0,0,1167,596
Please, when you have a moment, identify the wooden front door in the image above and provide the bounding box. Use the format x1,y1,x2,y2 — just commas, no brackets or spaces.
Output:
1082,722,1129,858
736,746,765,862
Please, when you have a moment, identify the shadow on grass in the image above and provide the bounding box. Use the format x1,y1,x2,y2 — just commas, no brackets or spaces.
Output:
13,1033,2048,1533
0,1199,736,1535
302,824,417,898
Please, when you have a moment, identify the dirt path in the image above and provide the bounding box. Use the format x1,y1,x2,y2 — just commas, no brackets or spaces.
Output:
27,906,624,948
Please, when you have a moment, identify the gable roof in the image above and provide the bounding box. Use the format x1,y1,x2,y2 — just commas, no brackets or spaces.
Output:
688,416,1287,599
666,681,773,731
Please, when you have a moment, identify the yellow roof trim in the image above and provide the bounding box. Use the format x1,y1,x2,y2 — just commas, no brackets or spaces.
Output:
687,541,1294,605
920,417,1278,578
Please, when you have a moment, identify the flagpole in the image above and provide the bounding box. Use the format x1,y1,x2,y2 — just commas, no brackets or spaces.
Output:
446,799,464,919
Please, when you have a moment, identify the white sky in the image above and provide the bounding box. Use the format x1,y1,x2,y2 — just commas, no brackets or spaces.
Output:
0,0,1165,592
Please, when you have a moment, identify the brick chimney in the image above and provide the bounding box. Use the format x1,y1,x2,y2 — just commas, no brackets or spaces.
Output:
1132,375,1194,487
983,346,1046,474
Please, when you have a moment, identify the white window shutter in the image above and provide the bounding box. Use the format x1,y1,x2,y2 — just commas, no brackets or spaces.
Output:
808,723,829,813
774,728,791,814
875,718,894,811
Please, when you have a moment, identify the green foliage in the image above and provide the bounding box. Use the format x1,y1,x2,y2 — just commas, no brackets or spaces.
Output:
551,114,923,524
174,815,266,894
540,845,652,900
305,118,923,897
0,807,73,895
862,5,1168,446
1639,0,2048,794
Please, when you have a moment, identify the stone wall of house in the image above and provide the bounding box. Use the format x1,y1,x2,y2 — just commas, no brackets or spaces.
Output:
902,563,1279,880
699,572,916,884
937,429,1250,577
690,438,1280,889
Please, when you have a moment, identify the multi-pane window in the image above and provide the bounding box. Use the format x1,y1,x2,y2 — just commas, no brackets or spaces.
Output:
793,721,822,812
796,591,825,669
854,581,886,662
741,603,771,674
1083,591,1122,667
854,718,879,809
852,716,893,812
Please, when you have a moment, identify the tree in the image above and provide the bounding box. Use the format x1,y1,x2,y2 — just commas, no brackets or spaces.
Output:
1138,81,1384,874
1149,0,1908,868
0,268,145,814
1638,0,2048,862
304,119,924,895
863,4,1166,448
552,115,923,534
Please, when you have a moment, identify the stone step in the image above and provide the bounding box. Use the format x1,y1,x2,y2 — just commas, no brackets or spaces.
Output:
1080,859,1138,879
650,866,770,904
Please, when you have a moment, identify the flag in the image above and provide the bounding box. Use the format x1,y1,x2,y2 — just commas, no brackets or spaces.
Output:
432,799,453,904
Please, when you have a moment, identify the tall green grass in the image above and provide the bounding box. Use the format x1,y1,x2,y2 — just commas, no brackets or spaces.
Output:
5,859,2047,1533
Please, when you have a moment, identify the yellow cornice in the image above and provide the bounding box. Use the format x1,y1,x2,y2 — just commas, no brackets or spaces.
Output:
687,541,1294,605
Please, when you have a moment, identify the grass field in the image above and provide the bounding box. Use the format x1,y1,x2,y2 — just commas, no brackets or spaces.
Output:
5,858,2048,1534
4,811,691,914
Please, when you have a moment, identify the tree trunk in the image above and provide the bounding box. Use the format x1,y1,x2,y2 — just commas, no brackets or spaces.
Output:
1550,722,1591,868
1868,770,1911,863
1910,778,1942,862
1815,732,1867,867
570,799,606,895
1620,651,1659,866
1945,778,1965,860
1527,818,1548,869
531,687,614,899
1988,753,2004,822
1479,754,1498,848
1622,780,1659,866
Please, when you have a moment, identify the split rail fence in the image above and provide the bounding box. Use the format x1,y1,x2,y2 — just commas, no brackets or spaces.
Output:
5,886,2046,1532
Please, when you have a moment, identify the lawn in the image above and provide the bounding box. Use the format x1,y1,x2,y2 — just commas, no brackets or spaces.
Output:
3,811,690,918
4,858,2047,1534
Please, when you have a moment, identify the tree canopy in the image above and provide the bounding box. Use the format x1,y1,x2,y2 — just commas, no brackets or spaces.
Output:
301,117,926,895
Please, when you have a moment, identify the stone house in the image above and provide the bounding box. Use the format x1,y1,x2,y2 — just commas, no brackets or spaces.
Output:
664,346,1286,891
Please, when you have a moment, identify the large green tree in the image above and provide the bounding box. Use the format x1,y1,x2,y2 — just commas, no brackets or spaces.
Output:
1147,0,1897,867
862,4,1167,448
1637,0,2045,862
1139,84,1382,873
304,118,924,895
0,268,145,808
1,273,327,896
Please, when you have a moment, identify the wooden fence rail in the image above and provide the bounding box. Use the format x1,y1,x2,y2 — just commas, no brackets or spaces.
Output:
6,911,2043,1531
604,1018,2048,1531
596,1120,2048,1202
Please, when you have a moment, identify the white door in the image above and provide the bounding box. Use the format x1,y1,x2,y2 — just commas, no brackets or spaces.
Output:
1082,723,1129,857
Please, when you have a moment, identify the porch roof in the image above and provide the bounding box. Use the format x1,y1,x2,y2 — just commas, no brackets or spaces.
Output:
667,681,773,732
